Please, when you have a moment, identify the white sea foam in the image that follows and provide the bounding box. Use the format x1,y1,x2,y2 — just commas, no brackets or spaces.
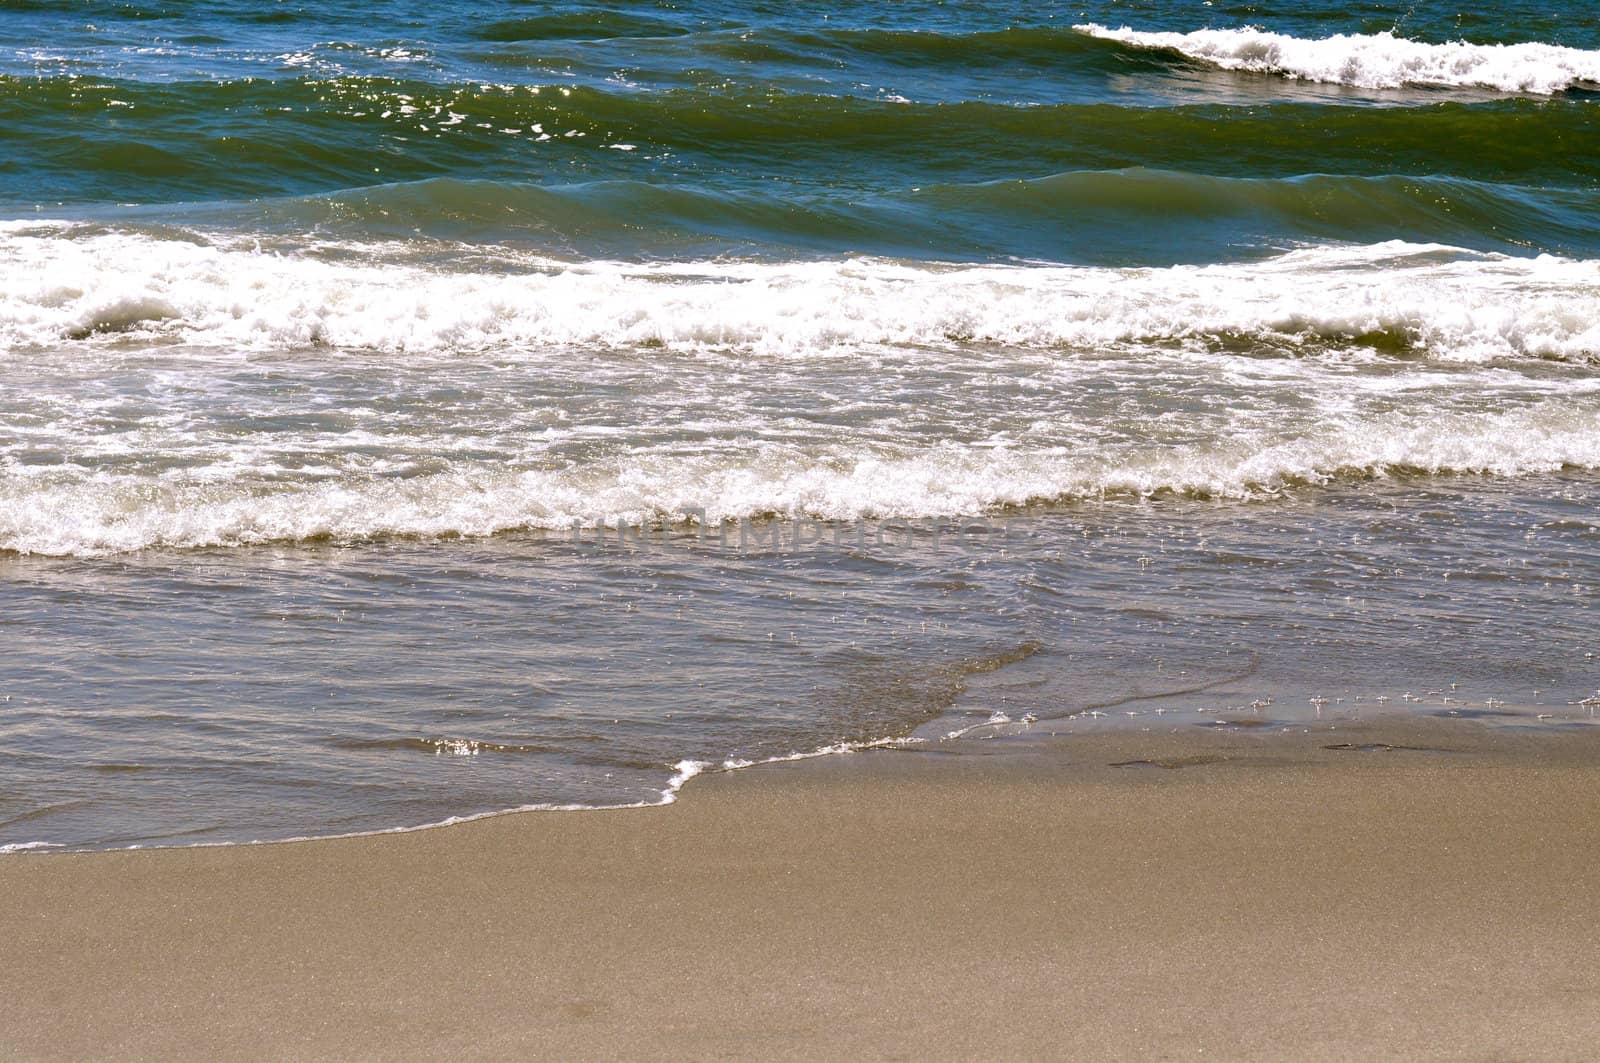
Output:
4,402,1599,555
0,841,63,854
1,231,1597,361
6,738,927,854
1074,24,1600,94
4,232,1599,555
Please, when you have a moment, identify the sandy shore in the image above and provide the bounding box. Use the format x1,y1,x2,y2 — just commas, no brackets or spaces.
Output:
5,719,1600,1060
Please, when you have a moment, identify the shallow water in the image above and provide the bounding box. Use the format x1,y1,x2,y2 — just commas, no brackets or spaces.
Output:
1,1,1597,849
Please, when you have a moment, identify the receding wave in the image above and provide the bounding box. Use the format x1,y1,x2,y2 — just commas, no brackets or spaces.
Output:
2,230,1595,360
325,736,583,756
4,402,1599,556
1076,24,1600,93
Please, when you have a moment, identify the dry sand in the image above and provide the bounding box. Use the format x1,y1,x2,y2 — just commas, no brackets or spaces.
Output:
4,718,1600,1061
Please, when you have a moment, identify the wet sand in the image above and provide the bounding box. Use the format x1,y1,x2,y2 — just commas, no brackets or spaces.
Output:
5,719,1600,1060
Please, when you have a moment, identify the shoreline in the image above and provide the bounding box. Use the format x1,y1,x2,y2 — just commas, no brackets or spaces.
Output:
6,716,1600,1059
9,708,1593,858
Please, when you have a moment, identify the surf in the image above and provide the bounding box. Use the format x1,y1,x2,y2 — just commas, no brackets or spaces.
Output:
1075,24,1600,94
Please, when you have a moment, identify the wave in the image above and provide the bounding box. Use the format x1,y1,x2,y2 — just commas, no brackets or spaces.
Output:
1,230,1595,359
1075,24,1600,94
170,171,1596,262
691,23,1133,68
4,401,1599,556
469,10,695,42
3,74,1597,206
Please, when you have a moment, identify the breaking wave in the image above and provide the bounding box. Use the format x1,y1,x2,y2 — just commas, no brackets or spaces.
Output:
2,231,1596,361
5,402,1600,555
1075,24,1600,94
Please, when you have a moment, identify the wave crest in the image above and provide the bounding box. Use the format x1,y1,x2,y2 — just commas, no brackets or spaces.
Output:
2,232,1597,362
1075,24,1600,94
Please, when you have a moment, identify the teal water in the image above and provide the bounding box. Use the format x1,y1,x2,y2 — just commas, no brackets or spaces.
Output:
5,3,1600,257
1,2,1598,850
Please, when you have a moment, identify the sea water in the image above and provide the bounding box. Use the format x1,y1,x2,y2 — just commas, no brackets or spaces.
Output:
2,0,1599,849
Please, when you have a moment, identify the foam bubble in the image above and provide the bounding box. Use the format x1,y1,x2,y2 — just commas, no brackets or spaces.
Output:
1075,24,1600,94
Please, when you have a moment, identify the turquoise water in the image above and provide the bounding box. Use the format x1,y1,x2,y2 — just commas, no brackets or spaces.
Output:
1,2,1598,849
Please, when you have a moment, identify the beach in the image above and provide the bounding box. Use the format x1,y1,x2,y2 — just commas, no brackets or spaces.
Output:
7,718,1600,1060
4,2,1600,1055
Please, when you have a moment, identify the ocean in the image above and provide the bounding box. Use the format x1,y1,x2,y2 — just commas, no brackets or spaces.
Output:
2,0,1598,851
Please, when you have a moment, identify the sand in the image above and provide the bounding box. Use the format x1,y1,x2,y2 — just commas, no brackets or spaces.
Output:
4,718,1600,1061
